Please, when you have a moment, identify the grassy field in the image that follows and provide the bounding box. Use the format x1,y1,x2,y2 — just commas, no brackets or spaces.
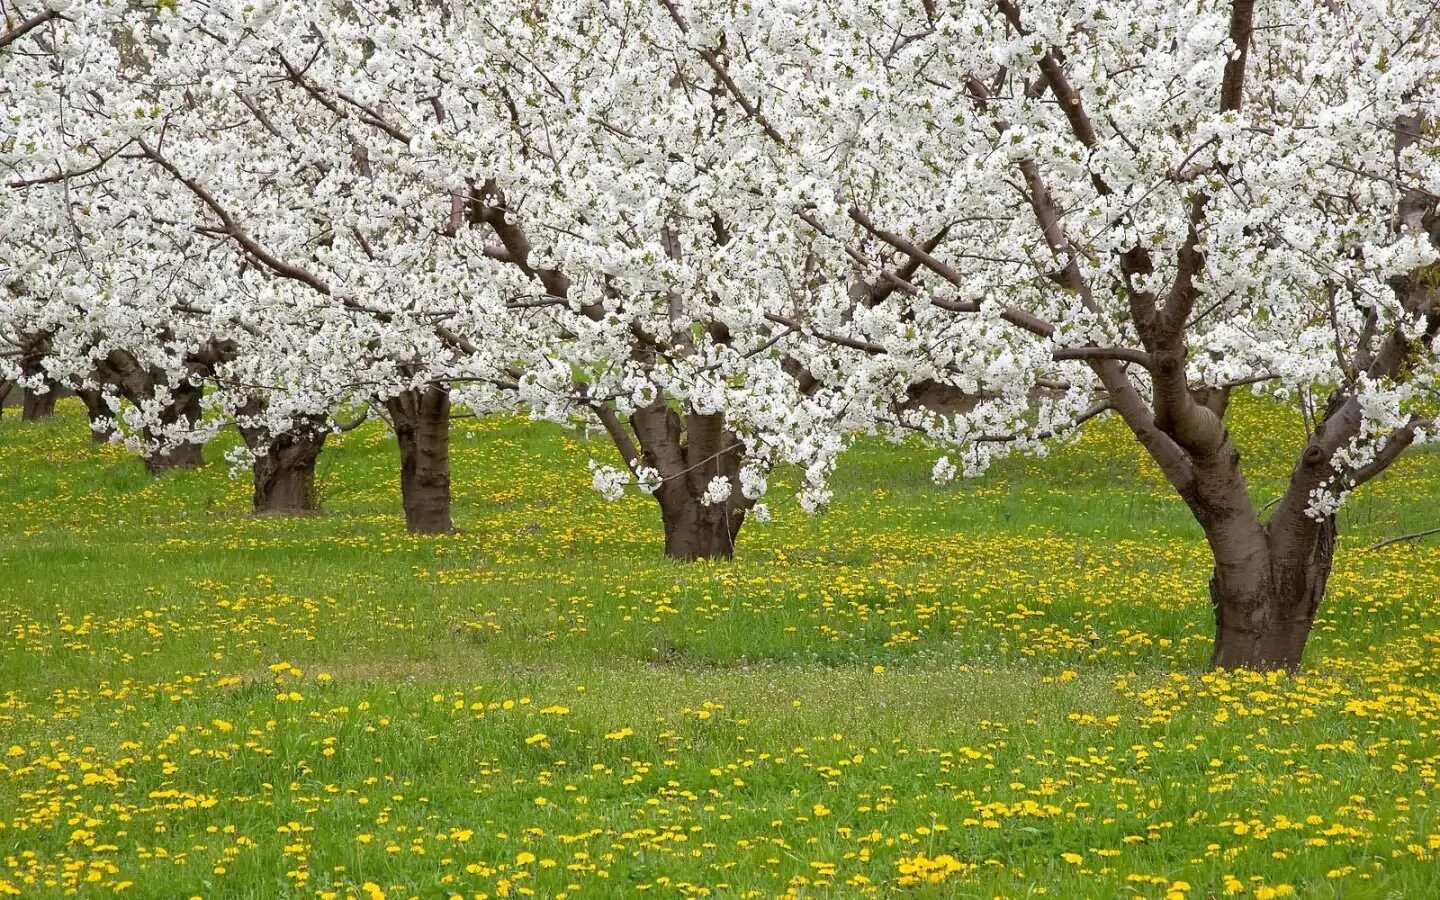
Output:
2,397,1440,899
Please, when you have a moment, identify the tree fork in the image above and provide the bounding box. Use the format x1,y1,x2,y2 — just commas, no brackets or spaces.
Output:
626,402,752,562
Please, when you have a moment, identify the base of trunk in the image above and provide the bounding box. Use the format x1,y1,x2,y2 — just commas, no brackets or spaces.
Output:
21,389,57,421
659,493,745,561
1207,517,1334,673
1209,619,1314,672
391,387,454,535
252,435,325,515
144,442,205,472
141,386,206,472
401,500,453,534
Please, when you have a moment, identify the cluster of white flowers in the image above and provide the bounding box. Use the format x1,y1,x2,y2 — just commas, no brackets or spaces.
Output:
931,457,958,487
633,465,662,495
589,463,630,503
739,464,768,501
700,476,734,507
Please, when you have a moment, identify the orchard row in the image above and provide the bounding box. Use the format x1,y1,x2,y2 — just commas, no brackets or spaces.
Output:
4,1,1438,670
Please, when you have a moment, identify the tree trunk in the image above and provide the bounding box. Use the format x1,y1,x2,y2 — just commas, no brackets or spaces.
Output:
236,397,329,515
616,401,756,562
21,386,57,420
76,389,115,443
144,440,205,472
19,335,58,421
251,430,326,514
1208,517,1337,672
142,384,205,472
387,386,453,534
655,484,746,561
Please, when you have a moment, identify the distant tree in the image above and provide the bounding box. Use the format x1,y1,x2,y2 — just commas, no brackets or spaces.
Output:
14,1,857,554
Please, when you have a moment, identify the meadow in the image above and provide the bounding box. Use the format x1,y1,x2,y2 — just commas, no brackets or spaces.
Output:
2,397,1440,899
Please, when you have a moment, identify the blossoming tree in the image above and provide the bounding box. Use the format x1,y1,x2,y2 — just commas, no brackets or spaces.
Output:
43,0,857,555
722,0,1440,669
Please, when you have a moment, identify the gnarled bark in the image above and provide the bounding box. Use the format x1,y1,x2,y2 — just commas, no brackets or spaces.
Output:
141,382,206,472
21,386,58,420
92,348,220,472
75,388,116,443
605,401,753,562
386,385,453,534
250,434,325,514
1207,516,1337,672
252,440,325,515
237,399,327,514
656,481,747,561
19,334,58,421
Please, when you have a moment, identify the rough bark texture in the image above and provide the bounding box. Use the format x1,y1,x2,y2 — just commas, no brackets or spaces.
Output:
1207,517,1337,672
21,386,58,420
91,346,230,473
386,385,453,534
144,439,204,471
607,401,753,562
75,389,115,443
656,482,747,561
19,335,58,421
238,400,328,514
142,383,206,472
250,432,326,514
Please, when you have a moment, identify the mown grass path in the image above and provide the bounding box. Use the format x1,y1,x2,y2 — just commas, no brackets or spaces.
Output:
2,398,1439,898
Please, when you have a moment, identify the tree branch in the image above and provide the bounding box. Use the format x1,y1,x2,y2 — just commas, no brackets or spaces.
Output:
590,402,641,473
974,397,1112,443
0,6,61,51
137,140,333,296
1368,526,1440,552
1220,0,1256,114
1052,347,1154,369
764,313,888,355
845,206,1056,336
657,0,785,145
6,141,132,189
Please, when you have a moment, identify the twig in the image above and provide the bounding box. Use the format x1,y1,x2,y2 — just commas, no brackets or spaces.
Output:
1368,527,1440,552
0,7,63,51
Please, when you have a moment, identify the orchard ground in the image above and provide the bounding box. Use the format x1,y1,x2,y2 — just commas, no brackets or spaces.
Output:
2,398,1440,900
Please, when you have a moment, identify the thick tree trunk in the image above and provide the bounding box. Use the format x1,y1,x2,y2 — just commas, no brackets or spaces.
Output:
75,389,115,443
21,386,57,420
237,398,328,515
613,401,756,562
251,431,326,514
142,384,205,472
144,440,205,472
387,386,453,534
19,334,59,420
656,484,746,561
1207,517,1337,672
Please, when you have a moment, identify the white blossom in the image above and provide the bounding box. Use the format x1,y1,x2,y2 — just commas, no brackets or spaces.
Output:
701,475,733,507
589,463,630,502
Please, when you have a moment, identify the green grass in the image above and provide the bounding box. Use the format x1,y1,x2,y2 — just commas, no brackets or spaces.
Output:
2,397,1439,899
